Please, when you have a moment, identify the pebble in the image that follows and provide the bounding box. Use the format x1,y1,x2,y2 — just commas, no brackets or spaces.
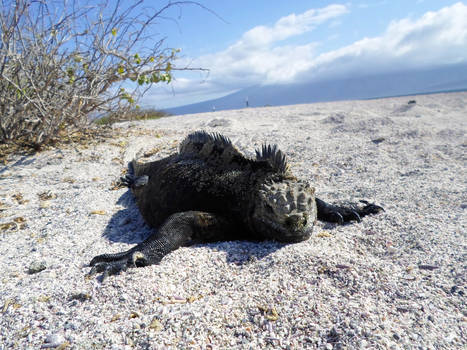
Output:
41,333,65,348
28,261,46,274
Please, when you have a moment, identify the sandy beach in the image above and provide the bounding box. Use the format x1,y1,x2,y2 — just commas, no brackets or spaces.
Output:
0,92,465,349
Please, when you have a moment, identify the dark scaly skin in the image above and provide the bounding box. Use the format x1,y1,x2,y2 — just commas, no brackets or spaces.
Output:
89,131,383,278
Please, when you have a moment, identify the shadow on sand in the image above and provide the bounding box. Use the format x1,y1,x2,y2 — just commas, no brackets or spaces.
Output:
0,154,36,174
101,189,286,266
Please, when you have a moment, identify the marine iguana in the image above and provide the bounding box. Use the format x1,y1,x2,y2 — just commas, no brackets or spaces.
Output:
89,131,383,277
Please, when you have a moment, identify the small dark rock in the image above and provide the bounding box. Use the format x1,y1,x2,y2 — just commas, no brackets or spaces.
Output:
42,333,65,348
327,326,340,343
371,137,386,144
393,332,401,341
450,285,464,296
69,292,92,302
400,169,421,177
28,261,46,274
64,321,78,331
408,100,416,104
207,118,231,127
322,113,345,124
418,264,439,271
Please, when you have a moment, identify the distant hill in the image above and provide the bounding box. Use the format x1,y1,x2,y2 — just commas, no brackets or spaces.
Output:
165,63,467,115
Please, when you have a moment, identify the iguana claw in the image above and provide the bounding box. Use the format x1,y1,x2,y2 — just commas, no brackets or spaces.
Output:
350,210,361,223
88,260,128,280
317,198,383,224
119,174,148,188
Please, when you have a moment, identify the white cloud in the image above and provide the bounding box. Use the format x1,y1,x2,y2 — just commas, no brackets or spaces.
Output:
300,2,467,82
144,2,467,108
237,4,348,48
192,4,348,87
144,4,348,107
357,1,388,9
176,4,347,92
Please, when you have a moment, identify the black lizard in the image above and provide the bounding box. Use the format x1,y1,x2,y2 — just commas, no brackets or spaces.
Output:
89,131,383,277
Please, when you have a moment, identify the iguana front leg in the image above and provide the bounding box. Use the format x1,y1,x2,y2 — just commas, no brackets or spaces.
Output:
316,198,384,224
88,211,235,279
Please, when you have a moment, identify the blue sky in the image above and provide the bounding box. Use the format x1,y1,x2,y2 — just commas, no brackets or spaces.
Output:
140,1,467,108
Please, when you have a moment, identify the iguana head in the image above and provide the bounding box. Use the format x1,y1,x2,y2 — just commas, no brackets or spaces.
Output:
248,142,317,242
250,176,317,242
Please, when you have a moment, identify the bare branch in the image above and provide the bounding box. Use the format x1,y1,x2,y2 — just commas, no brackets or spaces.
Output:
0,0,208,145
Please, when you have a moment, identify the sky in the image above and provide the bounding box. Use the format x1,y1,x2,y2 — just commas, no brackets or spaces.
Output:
138,1,467,109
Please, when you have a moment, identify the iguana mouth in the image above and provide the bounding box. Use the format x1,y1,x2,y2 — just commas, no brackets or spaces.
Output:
253,214,314,243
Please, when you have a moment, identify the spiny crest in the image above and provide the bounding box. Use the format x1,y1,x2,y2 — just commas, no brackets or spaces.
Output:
255,144,289,174
179,130,233,154
179,131,246,167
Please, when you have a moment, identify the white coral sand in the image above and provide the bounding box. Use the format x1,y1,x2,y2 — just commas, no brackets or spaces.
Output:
0,92,465,349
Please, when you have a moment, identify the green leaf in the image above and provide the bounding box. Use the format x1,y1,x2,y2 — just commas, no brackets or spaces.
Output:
134,53,141,64
120,92,135,104
160,73,172,83
117,66,124,75
111,28,117,36
150,73,160,83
